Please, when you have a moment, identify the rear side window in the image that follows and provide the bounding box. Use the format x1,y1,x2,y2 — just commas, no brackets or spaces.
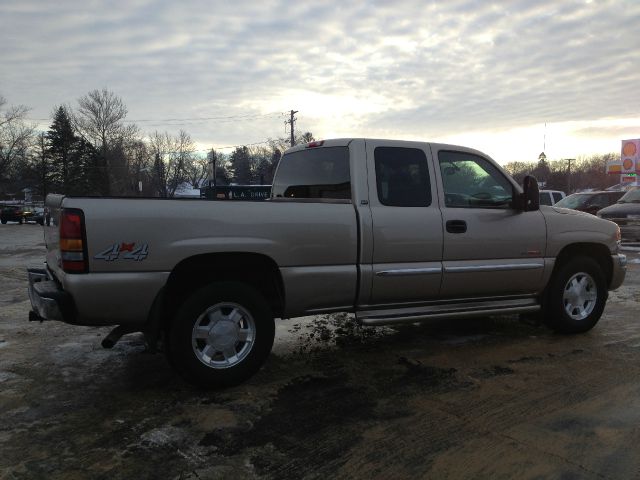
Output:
552,192,563,204
374,147,431,207
272,147,350,200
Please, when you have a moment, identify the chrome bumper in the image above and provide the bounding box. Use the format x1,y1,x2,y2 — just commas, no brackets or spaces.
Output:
610,254,627,291
27,267,74,323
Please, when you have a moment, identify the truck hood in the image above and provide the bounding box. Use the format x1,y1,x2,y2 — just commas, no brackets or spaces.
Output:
550,205,594,217
597,202,640,217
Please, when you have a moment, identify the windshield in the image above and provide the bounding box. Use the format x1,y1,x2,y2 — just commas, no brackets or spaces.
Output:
617,187,640,203
555,194,591,209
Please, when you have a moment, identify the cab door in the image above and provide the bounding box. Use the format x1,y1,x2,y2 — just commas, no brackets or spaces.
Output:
365,140,444,307
434,147,547,298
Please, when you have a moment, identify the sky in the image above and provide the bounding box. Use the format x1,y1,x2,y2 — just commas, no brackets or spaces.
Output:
1,0,640,164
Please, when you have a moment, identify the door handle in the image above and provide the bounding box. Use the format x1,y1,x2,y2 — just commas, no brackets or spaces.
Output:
446,220,467,234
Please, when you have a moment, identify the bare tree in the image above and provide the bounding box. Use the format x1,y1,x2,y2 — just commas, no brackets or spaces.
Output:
148,130,195,197
73,88,138,195
126,139,153,195
0,95,30,129
75,89,127,149
268,131,314,156
33,133,51,198
187,155,209,189
0,95,35,183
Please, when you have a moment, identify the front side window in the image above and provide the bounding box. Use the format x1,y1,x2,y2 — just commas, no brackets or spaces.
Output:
271,146,350,200
374,147,431,207
438,151,513,208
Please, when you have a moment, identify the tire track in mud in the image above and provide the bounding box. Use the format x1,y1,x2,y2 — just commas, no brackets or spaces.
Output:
191,349,476,478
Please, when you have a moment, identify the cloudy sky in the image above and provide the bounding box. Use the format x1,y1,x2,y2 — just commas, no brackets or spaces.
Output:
1,0,639,164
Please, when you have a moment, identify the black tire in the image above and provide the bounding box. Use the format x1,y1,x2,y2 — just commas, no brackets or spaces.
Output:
1,220,6,224
544,256,607,334
168,281,275,388
18,217,23,225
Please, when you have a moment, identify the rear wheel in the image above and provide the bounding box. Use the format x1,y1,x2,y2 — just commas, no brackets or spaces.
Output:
544,256,607,333
168,282,275,388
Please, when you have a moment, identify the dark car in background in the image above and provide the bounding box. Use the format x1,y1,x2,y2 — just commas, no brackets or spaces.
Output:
1,205,28,224
597,187,640,242
555,190,625,215
26,207,45,225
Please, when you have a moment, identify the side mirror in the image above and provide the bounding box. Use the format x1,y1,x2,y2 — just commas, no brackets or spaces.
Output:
518,175,540,211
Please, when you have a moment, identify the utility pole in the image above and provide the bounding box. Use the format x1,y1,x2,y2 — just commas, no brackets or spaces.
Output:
210,148,217,188
567,158,575,193
285,110,298,147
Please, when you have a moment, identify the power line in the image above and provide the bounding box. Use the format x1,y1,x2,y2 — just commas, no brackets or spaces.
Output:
26,111,286,124
125,111,285,123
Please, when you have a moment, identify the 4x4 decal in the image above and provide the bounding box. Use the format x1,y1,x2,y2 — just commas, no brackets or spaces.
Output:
94,242,149,261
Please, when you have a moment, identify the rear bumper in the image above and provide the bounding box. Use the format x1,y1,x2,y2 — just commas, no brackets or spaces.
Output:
29,266,169,327
610,254,627,291
28,267,76,323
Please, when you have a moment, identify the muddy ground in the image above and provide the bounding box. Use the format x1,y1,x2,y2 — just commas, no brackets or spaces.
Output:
1,224,640,480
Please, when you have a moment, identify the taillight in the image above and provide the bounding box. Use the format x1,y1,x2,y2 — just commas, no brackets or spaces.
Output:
60,208,88,273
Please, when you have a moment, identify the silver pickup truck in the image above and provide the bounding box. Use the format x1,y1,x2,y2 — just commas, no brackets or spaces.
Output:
28,139,627,387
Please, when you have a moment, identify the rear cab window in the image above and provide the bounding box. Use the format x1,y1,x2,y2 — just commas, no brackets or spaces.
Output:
272,147,351,201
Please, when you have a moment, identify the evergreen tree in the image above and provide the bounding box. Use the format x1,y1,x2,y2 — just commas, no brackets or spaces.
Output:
47,107,77,193
46,106,98,195
229,146,252,184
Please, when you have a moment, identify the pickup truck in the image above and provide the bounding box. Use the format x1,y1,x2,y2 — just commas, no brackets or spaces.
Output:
28,139,627,387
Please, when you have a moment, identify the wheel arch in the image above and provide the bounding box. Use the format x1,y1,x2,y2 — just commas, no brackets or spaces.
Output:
552,243,613,287
149,252,285,337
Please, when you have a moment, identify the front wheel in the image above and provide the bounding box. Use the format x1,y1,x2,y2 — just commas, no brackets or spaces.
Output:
168,282,275,388
544,257,607,334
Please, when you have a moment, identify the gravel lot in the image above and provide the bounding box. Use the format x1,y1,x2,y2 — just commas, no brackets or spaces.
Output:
1,224,640,479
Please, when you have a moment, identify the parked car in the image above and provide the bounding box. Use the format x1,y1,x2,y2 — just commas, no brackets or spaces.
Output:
27,207,45,225
539,190,566,206
1,205,28,224
597,186,640,242
555,191,625,215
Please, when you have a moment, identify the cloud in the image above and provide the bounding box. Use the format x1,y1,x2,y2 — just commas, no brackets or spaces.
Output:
1,0,639,162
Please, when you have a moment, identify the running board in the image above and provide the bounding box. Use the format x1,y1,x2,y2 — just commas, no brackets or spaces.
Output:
356,297,540,326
